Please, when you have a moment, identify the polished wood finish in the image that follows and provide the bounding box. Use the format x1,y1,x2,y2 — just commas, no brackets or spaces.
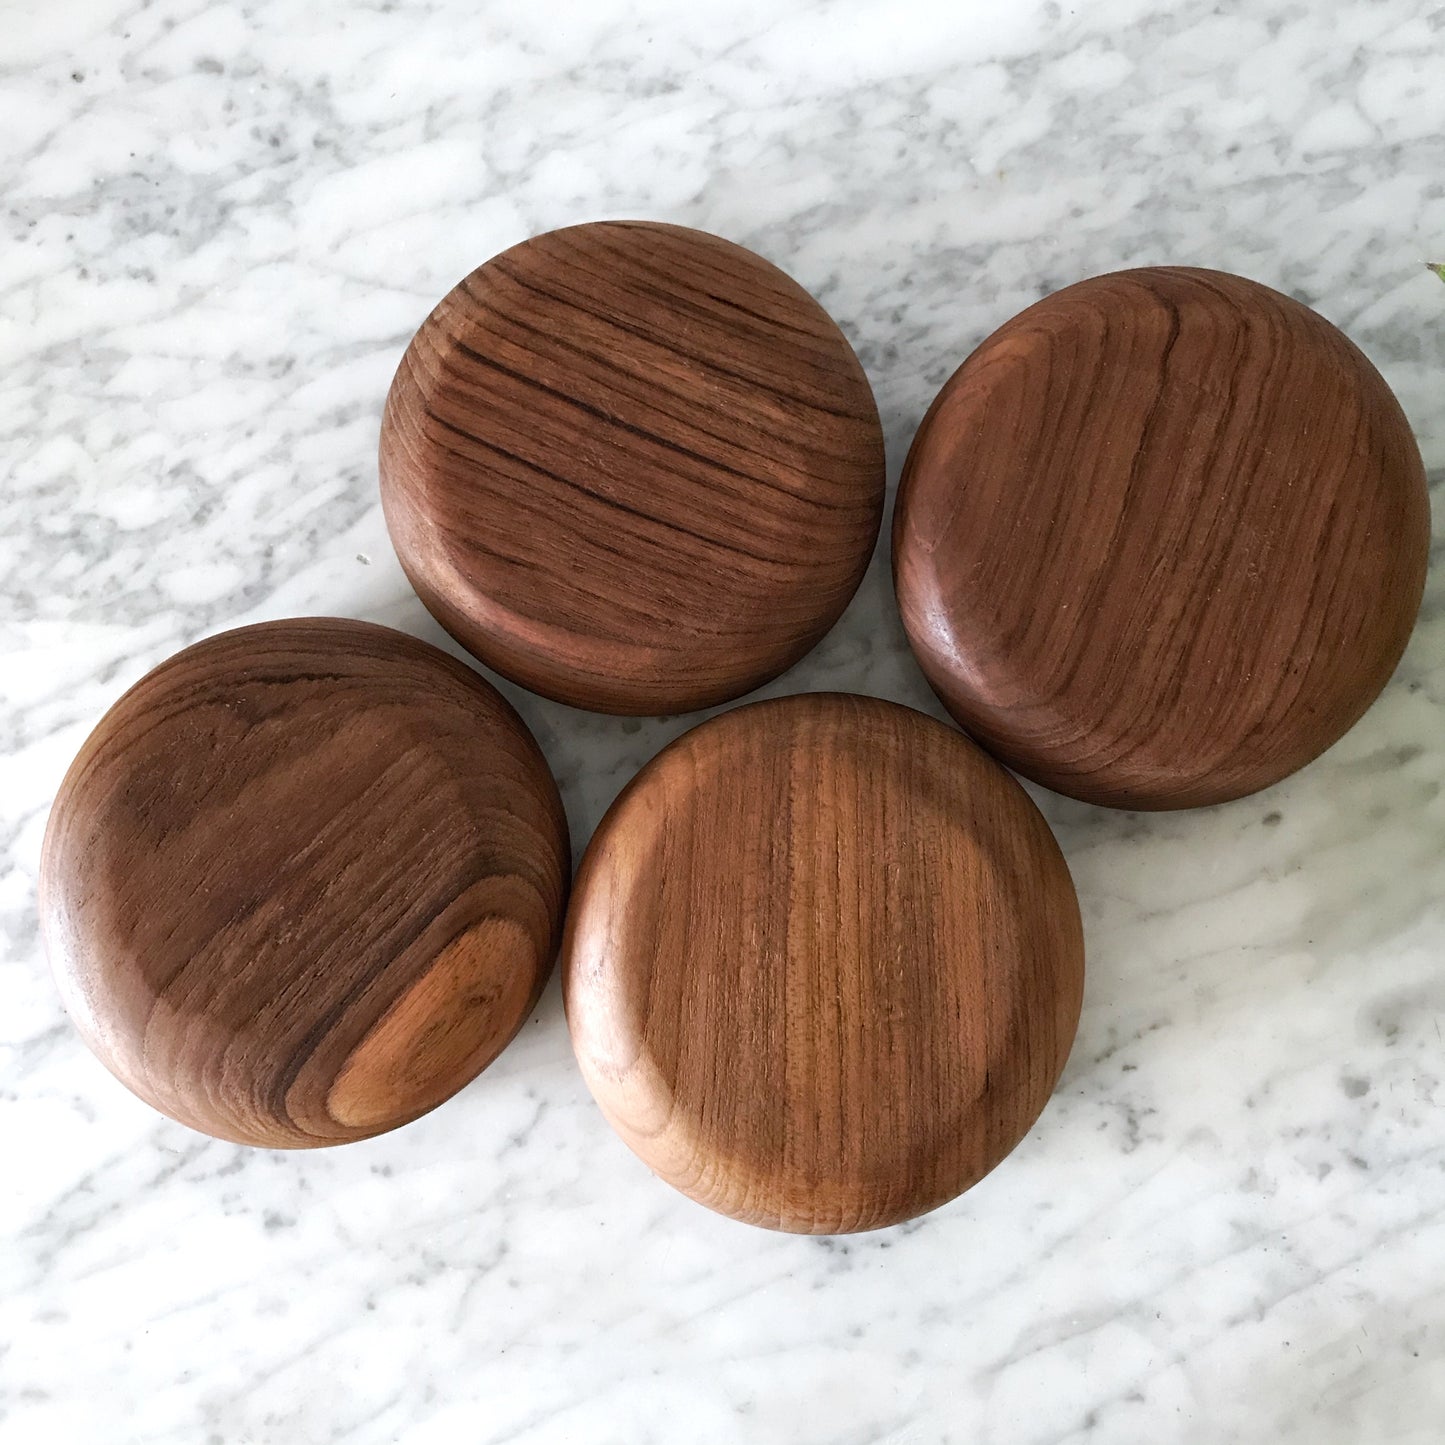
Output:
895,267,1430,810
40,619,569,1147
563,694,1084,1234
380,220,885,716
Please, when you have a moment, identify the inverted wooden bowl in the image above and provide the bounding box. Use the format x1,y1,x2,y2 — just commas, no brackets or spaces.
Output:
563,693,1085,1233
380,220,886,716
40,619,569,1147
894,267,1429,810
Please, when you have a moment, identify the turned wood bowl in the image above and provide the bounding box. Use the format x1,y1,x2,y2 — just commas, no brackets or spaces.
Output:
379,220,886,716
894,267,1430,810
562,693,1085,1233
40,619,570,1147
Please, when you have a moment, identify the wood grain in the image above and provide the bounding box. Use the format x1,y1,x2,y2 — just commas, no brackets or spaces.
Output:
894,266,1430,810
379,220,886,716
562,693,1085,1234
39,619,570,1148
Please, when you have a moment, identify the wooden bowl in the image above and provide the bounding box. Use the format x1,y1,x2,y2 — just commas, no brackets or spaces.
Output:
379,220,886,716
562,693,1085,1233
894,267,1430,810
39,619,570,1147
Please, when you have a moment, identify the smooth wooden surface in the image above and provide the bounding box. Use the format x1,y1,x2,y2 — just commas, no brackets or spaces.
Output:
562,693,1085,1234
379,220,886,716
39,619,570,1148
894,267,1430,810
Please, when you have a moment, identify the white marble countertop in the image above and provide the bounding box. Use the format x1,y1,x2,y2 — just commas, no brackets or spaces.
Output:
4,1,1444,1440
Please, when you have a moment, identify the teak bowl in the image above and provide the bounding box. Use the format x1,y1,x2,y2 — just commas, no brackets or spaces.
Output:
380,220,886,716
894,266,1429,810
40,619,570,1147
563,693,1086,1233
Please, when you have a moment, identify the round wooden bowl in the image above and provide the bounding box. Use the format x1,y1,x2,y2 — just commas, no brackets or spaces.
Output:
562,693,1085,1233
379,220,886,716
39,619,570,1148
894,267,1430,810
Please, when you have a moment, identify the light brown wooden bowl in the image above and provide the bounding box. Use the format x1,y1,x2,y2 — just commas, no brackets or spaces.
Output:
563,693,1085,1233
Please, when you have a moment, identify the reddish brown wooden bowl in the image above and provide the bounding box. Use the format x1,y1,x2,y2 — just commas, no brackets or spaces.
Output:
894,267,1429,810
379,220,886,716
562,693,1085,1233
40,619,570,1147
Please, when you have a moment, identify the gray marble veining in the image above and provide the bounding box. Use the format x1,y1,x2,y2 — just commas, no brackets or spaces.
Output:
2,0,1443,1440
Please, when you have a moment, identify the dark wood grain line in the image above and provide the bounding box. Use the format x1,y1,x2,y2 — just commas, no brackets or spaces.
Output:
583,228,835,341
405,426,784,636
421,406,796,572
456,278,871,488
491,258,875,422
446,333,856,515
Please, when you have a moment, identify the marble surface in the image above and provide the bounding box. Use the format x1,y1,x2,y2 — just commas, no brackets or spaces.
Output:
3,0,1444,1439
